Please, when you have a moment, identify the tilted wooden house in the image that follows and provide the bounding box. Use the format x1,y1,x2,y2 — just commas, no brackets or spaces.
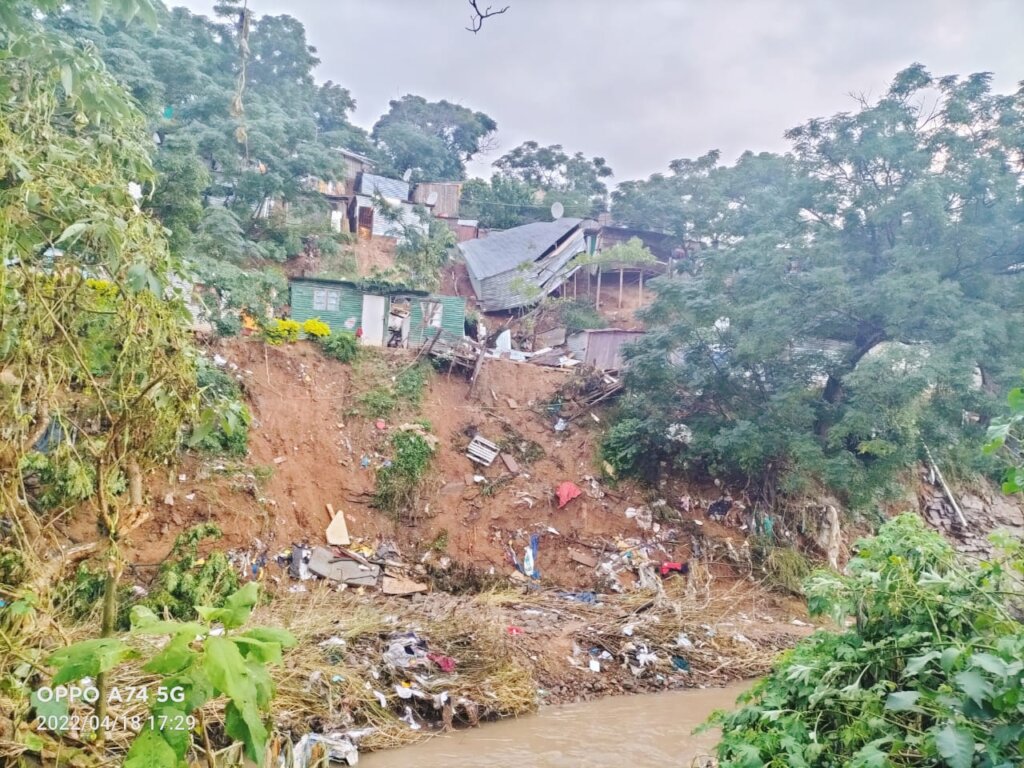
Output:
458,218,592,312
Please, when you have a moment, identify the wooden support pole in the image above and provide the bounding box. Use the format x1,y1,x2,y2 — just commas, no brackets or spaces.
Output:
595,266,601,310
618,268,624,308
468,351,486,398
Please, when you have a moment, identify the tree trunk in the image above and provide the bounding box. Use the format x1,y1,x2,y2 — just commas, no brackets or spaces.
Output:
816,332,886,436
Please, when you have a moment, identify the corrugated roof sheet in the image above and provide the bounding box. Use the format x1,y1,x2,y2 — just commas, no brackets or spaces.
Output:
357,172,410,200
459,218,583,280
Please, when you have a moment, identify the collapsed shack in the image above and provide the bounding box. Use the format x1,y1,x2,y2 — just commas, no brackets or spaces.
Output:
547,367,624,421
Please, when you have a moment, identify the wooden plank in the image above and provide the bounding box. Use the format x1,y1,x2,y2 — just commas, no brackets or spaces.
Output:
569,549,598,569
467,351,486,398
382,575,428,596
501,453,520,474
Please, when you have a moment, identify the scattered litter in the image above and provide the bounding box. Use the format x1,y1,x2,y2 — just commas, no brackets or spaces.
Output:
466,434,500,466
675,632,694,649
163,493,174,507
659,561,689,577
622,624,635,637
427,652,457,673
212,353,228,367
360,455,371,469
472,474,486,484
557,591,598,604
293,732,360,767
506,626,524,636
375,419,387,430
588,659,601,673
382,632,430,671
273,456,287,465
184,493,195,501
400,706,421,730
290,545,312,581
553,418,568,433
520,534,540,580
506,397,519,409
790,618,809,627
671,655,691,672
556,481,582,509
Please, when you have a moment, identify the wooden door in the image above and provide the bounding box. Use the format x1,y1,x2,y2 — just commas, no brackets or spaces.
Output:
360,295,387,346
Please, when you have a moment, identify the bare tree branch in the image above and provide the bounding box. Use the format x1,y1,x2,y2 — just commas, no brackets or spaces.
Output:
466,0,509,33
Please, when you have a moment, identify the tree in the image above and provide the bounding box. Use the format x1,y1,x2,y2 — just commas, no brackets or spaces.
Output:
372,94,497,181
1,0,201,746
710,514,1024,768
611,66,1024,508
460,174,543,228
495,140,613,217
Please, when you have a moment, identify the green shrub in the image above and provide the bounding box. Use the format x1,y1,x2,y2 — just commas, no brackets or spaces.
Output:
302,317,331,338
213,313,242,337
709,514,1024,768
394,363,430,406
140,523,240,623
192,359,250,456
374,430,435,518
318,330,359,363
262,317,301,344
359,386,398,418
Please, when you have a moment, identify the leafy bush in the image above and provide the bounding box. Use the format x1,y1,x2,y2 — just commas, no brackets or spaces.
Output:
394,363,430,406
601,415,660,479
191,359,250,456
302,317,331,338
261,317,301,344
557,299,607,333
140,523,240,623
374,430,435,518
358,363,430,418
318,330,359,363
359,386,398,418
709,514,1024,768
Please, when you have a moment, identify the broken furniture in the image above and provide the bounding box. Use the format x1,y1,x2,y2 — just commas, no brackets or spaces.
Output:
308,546,380,586
466,434,500,467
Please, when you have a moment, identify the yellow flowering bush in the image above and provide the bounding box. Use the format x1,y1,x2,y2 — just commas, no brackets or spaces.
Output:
262,318,301,345
302,318,331,338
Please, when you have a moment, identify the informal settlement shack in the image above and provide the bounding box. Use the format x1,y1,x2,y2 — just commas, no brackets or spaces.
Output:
290,277,465,347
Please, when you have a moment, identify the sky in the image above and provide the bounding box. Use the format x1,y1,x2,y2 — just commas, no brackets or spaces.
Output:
170,0,1024,183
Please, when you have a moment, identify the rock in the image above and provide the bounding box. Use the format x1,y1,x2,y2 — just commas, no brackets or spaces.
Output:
163,493,174,507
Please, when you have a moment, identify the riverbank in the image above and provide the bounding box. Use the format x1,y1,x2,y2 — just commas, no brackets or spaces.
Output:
189,577,807,762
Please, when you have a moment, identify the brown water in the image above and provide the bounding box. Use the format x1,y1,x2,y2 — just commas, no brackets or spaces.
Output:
360,682,749,768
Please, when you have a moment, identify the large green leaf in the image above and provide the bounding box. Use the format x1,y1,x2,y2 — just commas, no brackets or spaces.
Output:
143,632,196,675
47,638,138,685
955,669,994,707
885,690,923,712
934,724,975,768
123,725,179,768
196,581,259,629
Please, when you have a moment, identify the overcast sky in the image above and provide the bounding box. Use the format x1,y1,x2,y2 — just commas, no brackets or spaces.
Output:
171,0,1024,183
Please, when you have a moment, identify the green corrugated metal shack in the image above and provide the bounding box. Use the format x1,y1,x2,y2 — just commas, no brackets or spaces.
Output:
289,277,466,347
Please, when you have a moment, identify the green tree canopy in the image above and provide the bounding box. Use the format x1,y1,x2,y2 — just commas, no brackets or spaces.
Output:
610,65,1024,507
372,94,497,181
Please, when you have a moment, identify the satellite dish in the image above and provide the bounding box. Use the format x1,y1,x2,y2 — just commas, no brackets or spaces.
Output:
426,190,439,206
402,168,413,182
550,201,565,220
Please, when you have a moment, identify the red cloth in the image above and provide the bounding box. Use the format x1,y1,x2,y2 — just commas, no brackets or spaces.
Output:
427,652,457,673
556,481,582,509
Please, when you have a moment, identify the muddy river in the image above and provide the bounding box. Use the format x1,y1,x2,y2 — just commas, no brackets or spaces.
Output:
361,682,749,767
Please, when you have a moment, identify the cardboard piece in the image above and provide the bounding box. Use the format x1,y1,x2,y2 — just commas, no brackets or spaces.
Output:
326,509,351,546
569,549,598,568
382,575,428,596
